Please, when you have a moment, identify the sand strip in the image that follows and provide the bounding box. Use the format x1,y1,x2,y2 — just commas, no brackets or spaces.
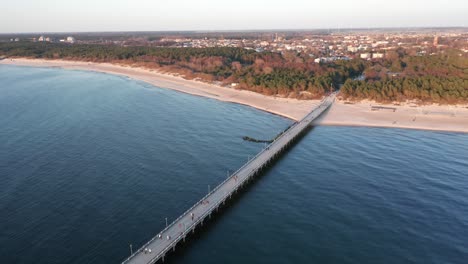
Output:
1,58,467,133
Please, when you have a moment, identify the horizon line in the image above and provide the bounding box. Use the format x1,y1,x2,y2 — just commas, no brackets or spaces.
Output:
1,26,467,35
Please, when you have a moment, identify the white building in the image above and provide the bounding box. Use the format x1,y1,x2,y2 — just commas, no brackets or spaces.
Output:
360,53,371,59
314,56,351,64
372,53,384,59
66,36,76,44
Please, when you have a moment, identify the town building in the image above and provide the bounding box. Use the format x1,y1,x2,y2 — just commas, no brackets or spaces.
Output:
66,36,76,44
372,53,384,59
360,53,371,59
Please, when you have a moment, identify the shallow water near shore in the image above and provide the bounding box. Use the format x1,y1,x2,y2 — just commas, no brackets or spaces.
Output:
1,65,467,264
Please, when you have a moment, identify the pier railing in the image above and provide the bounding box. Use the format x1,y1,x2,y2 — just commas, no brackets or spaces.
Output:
122,94,335,264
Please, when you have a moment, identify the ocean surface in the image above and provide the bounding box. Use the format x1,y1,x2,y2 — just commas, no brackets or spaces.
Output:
0,65,467,264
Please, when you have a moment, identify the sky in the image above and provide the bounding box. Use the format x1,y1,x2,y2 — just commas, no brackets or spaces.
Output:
1,0,467,33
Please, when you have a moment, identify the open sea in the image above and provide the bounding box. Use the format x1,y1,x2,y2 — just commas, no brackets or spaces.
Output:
0,65,467,264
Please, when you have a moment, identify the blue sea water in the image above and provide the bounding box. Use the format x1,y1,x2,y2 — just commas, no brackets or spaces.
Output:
0,65,467,264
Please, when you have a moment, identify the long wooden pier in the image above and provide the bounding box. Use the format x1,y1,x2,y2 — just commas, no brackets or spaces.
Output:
122,94,336,264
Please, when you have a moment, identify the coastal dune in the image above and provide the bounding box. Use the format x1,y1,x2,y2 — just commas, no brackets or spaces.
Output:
2,58,467,133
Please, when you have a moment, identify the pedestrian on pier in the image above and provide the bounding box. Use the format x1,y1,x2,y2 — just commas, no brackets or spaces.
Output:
191,212,194,220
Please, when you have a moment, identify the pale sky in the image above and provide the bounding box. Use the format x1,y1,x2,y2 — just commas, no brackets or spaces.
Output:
1,0,467,33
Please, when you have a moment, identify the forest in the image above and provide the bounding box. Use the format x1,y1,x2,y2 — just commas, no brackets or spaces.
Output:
0,42,364,99
1,42,466,103
341,49,467,103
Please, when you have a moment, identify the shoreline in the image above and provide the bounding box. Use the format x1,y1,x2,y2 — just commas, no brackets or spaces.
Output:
0,58,316,121
1,58,467,133
313,100,468,134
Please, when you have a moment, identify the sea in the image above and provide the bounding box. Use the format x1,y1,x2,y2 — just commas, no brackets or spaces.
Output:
0,65,467,264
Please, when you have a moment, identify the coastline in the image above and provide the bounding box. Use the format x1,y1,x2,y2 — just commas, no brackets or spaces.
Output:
313,100,468,134
1,58,468,133
0,58,316,121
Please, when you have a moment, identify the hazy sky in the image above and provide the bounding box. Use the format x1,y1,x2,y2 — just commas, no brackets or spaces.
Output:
1,0,466,33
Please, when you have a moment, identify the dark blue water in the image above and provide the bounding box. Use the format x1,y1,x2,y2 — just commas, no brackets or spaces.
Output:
1,65,467,264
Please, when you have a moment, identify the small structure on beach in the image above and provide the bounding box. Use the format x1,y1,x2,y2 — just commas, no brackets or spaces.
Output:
371,106,397,112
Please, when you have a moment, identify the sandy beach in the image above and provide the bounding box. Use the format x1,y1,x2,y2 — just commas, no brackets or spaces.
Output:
1,58,467,133
314,101,468,133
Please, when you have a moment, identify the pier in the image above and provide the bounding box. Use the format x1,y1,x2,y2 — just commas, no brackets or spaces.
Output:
122,94,336,264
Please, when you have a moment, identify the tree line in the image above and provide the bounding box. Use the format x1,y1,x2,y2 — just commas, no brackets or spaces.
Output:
1,42,466,103
0,42,366,99
341,49,467,103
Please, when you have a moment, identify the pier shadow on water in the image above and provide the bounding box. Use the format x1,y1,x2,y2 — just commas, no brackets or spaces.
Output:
162,126,317,264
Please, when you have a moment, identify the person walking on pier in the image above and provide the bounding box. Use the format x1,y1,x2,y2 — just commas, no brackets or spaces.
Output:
191,212,194,221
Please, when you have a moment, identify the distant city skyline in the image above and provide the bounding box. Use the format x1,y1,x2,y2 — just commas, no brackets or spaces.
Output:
1,0,466,33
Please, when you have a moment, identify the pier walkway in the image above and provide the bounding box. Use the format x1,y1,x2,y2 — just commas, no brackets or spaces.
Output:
122,94,336,264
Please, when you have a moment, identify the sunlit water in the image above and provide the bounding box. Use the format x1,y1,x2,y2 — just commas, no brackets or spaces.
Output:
1,65,467,264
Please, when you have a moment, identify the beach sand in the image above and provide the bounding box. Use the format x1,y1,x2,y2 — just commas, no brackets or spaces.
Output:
0,58,315,121
2,58,467,133
314,101,468,133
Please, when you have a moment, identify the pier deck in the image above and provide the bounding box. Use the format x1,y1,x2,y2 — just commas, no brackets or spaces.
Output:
122,94,335,264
